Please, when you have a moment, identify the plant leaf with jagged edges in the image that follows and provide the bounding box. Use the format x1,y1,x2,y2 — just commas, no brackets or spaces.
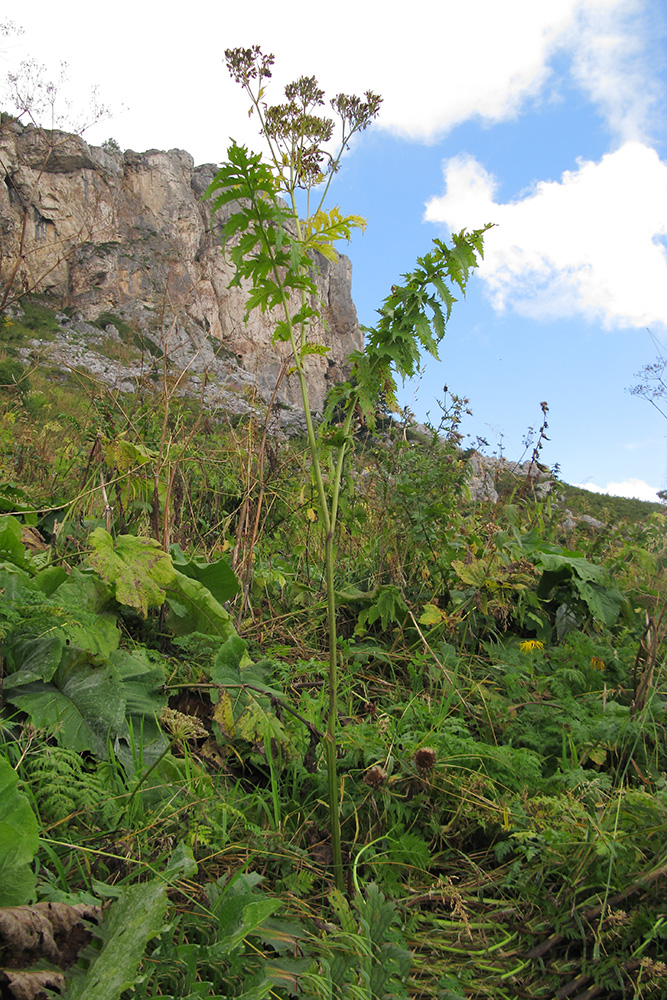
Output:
419,603,449,626
4,633,66,689
62,880,167,1000
0,757,39,906
3,575,119,682
108,648,169,766
211,637,287,746
207,874,281,958
6,661,127,758
108,648,167,718
355,883,411,998
88,529,175,616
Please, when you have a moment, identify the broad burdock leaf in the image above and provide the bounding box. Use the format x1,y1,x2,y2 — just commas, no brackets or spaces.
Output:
7,661,128,757
88,529,175,616
169,543,240,604
212,637,287,747
109,648,167,718
0,514,33,571
4,633,65,688
164,570,236,638
0,757,39,906
535,551,624,625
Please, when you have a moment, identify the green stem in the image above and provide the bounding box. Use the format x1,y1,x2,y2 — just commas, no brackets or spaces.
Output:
286,326,346,890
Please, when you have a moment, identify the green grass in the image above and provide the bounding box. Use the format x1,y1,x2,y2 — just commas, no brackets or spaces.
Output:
4,298,61,342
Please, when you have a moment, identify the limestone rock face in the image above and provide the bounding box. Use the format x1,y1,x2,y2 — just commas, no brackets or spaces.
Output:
0,122,362,415
465,451,555,503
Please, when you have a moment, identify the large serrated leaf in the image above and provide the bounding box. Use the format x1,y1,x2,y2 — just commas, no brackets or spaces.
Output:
108,648,166,718
4,633,65,688
576,580,624,626
6,662,127,757
0,515,33,571
62,880,167,1000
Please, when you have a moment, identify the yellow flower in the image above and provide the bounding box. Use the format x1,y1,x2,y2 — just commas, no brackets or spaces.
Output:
519,639,544,653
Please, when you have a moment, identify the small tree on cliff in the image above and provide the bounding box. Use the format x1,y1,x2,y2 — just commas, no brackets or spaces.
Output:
207,45,490,889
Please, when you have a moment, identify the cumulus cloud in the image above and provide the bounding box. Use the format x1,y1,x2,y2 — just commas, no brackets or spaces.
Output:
207,0,661,147
13,0,662,162
188,0,578,146
424,142,667,328
574,479,661,502
211,0,661,146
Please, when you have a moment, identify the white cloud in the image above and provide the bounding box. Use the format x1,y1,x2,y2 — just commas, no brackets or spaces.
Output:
349,1,578,141
574,479,662,502
10,0,661,159
425,142,667,328
564,0,665,142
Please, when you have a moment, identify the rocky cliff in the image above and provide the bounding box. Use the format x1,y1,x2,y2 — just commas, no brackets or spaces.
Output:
0,121,362,421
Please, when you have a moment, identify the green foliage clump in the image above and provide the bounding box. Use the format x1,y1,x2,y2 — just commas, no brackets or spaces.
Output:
0,358,30,396
1,299,60,344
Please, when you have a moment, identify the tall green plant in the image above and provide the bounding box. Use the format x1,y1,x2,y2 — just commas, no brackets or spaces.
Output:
207,45,490,889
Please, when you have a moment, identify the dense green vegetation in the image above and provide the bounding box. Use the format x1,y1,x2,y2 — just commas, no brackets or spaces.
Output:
0,294,665,998
1,46,666,1000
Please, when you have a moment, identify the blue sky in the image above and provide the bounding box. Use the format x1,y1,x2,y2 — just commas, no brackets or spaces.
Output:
4,0,667,499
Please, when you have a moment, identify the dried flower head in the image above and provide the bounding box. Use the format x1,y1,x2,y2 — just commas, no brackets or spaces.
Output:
640,957,667,978
363,765,387,788
224,46,274,86
414,747,437,776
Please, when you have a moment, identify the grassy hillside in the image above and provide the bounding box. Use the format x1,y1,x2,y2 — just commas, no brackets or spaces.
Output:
1,297,666,1000
556,480,662,522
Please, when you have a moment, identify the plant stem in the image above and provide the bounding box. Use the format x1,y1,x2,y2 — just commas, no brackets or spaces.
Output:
286,326,347,890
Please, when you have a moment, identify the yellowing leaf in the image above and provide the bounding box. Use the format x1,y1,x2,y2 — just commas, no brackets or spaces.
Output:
419,604,448,626
306,508,318,522
451,558,488,589
303,207,367,260
213,690,236,737
89,529,175,616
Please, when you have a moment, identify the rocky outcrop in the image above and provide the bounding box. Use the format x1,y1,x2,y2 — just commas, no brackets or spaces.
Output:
0,121,362,418
466,451,556,503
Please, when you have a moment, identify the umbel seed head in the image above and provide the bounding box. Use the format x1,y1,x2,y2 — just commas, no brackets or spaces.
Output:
414,747,437,775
